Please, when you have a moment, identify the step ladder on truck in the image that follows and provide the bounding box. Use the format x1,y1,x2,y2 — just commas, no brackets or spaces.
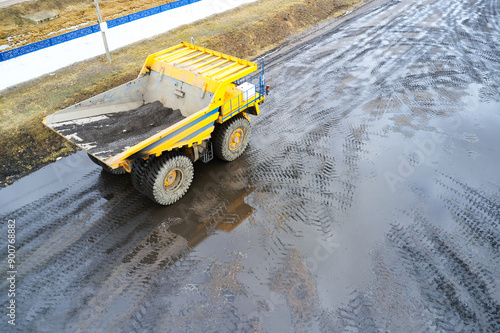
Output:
43,42,270,205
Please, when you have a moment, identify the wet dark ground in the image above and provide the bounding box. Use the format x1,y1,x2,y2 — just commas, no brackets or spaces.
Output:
49,101,184,160
1,0,500,331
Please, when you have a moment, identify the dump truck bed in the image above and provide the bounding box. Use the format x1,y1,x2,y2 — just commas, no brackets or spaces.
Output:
47,100,184,160
44,43,261,167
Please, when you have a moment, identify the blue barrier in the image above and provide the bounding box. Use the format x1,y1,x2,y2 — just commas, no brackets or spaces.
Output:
0,0,201,62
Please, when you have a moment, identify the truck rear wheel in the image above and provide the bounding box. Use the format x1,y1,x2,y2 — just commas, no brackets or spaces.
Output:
143,154,194,205
88,153,127,175
131,157,153,195
213,115,251,162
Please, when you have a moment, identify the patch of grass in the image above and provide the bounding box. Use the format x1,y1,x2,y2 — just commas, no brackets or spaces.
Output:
0,0,365,186
1,0,85,38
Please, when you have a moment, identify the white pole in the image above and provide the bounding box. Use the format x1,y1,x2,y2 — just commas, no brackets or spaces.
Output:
94,0,111,63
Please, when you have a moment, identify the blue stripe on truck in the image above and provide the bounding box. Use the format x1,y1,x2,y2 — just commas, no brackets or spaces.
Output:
130,107,219,158
176,122,214,143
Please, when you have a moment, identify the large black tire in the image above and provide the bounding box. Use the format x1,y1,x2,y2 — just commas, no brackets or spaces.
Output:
87,153,127,175
142,154,194,205
213,115,251,162
130,157,153,195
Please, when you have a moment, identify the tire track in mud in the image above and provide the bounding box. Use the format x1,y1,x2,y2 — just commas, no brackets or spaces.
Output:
62,168,257,331
9,197,153,325
66,225,191,332
249,0,500,330
0,169,196,330
331,174,500,332
438,176,500,255
117,253,255,333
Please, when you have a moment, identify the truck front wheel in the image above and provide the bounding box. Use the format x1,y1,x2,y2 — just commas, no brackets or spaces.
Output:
143,154,194,205
213,115,251,162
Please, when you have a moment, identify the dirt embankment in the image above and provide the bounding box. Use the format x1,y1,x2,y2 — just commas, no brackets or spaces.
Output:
0,0,365,186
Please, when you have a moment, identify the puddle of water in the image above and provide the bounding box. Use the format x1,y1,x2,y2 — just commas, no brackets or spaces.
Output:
0,151,97,213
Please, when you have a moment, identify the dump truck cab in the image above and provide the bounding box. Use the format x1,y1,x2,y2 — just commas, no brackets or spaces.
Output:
44,42,268,205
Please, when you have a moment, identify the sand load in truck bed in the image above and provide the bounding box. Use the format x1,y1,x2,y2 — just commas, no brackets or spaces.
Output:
49,101,184,160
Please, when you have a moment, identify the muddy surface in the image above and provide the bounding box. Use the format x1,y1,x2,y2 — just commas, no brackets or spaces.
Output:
1,0,500,331
50,101,184,159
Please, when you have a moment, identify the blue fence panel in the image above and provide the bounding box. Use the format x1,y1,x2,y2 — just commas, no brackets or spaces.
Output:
49,25,99,46
107,16,128,29
0,0,202,62
129,7,155,21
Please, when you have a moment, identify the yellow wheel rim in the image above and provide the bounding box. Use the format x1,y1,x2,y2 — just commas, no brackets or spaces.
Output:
229,128,244,151
164,170,178,188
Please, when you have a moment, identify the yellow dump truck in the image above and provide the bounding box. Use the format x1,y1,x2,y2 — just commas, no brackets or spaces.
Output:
43,42,269,205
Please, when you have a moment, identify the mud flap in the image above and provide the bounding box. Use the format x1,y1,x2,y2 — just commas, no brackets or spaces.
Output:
245,104,260,116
